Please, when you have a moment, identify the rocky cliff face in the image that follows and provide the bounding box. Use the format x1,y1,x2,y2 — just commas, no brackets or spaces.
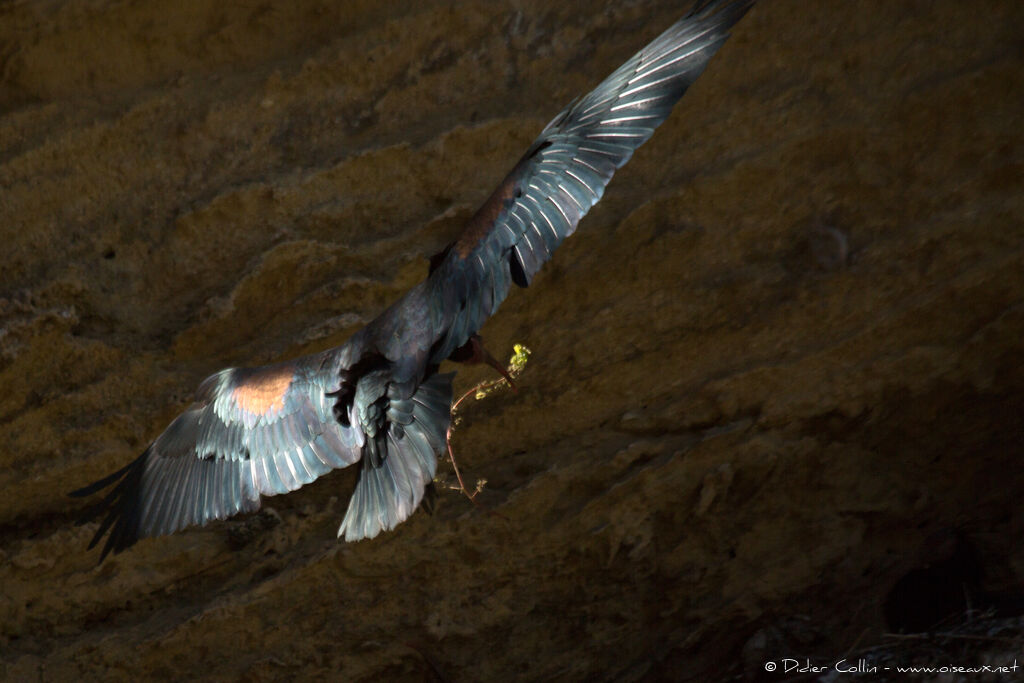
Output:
2,1,1022,680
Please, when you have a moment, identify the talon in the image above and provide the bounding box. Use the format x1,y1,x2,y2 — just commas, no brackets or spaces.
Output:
449,334,517,390
482,350,517,392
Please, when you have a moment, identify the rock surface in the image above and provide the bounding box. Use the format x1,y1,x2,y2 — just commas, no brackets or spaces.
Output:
2,1,1022,680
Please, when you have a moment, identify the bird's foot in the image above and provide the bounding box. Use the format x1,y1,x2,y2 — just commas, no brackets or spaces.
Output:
481,348,517,393
450,334,518,392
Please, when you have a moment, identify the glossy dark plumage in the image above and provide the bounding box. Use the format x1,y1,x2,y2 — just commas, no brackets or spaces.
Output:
71,0,755,560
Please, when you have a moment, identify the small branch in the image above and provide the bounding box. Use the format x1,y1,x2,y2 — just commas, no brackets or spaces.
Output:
442,344,530,513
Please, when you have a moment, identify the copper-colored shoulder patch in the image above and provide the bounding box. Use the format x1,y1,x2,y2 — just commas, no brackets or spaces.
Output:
232,363,295,416
454,173,518,258
454,144,550,259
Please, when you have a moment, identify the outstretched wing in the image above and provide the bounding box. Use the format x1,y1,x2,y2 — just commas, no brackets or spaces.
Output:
425,0,754,362
71,349,363,560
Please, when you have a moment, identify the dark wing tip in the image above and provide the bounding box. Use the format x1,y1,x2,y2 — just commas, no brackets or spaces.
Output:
68,458,135,498
71,450,150,562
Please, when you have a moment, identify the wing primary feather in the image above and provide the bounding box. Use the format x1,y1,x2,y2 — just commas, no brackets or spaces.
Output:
161,457,188,535
306,433,333,468
296,444,316,482
608,94,667,112
285,443,311,484
556,183,585,217
570,155,604,175
215,462,232,519
598,113,663,125
234,460,249,515
630,34,716,82
268,449,292,493
256,453,276,495
564,168,599,199
226,461,243,515
168,455,195,533
585,130,648,140
312,432,344,467
178,459,200,530
203,460,221,521
547,195,572,228
156,456,186,536
192,460,208,527
144,458,174,537
280,447,302,491
185,459,205,528
137,458,163,535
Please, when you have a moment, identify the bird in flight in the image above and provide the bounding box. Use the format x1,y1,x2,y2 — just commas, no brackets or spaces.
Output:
72,0,755,560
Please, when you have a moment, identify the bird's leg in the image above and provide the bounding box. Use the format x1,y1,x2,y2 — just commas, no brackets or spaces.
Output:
449,334,517,392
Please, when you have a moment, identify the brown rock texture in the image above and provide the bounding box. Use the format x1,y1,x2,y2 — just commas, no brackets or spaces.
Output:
2,1,1023,680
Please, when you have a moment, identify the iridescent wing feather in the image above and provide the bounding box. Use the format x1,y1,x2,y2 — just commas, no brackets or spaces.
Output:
426,0,754,364
71,351,363,560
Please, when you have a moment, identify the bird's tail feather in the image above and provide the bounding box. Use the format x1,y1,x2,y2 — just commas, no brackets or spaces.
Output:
338,372,453,541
